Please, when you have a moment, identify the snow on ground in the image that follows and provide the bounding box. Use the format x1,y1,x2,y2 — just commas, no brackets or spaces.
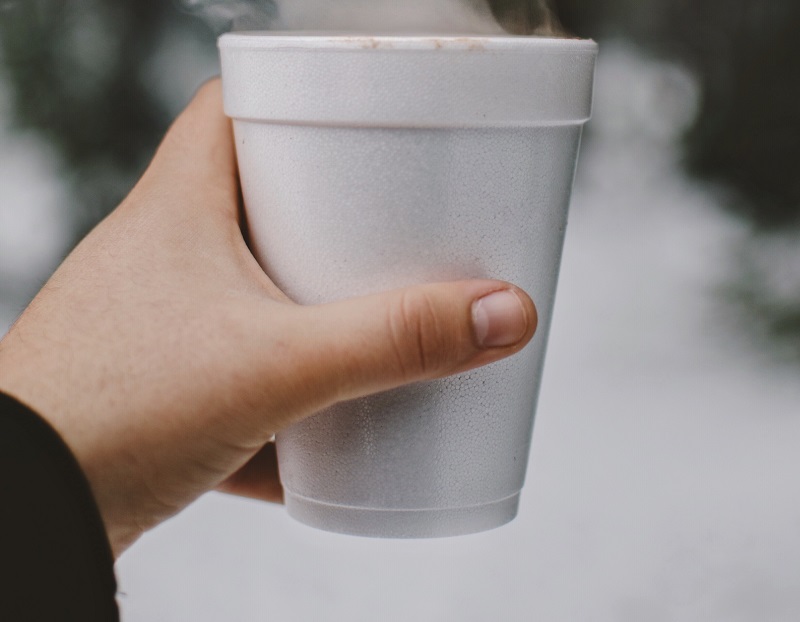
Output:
3,43,799,621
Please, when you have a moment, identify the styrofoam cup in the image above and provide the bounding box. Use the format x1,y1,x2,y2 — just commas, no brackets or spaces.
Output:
219,32,597,537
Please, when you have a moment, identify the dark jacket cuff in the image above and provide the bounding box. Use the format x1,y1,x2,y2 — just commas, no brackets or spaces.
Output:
0,391,119,621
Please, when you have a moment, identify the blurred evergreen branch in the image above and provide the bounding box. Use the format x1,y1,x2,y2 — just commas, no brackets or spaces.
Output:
0,0,197,242
555,0,800,230
0,0,798,355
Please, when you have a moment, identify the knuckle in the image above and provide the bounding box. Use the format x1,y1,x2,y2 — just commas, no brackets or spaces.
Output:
195,77,222,101
387,289,448,379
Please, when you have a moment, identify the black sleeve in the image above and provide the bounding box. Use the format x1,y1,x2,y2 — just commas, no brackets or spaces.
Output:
0,392,119,621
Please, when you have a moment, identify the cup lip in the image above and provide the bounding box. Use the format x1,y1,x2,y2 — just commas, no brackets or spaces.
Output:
219,31,597,52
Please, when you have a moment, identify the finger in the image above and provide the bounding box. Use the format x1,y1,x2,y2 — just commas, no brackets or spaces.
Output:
139,78,240,222
216,442,284,503
285,280,537,408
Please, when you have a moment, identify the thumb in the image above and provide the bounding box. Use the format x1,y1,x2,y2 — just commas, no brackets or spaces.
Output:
292,280,537,406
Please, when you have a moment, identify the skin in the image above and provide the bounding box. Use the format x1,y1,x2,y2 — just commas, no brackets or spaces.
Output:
0,80,537,558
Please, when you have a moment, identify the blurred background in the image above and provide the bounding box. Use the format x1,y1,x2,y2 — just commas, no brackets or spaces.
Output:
1,1,799,620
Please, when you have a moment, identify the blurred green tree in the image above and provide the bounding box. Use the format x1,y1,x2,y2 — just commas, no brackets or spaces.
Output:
555,0,800,229
0,0,215,243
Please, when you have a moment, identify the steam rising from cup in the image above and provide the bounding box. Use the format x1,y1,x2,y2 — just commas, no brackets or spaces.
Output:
186,0,564,36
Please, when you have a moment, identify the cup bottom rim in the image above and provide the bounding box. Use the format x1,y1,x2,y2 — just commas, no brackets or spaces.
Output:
284,491,521,538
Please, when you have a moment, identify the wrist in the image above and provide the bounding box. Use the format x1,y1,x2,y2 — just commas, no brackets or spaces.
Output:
0,330,129,555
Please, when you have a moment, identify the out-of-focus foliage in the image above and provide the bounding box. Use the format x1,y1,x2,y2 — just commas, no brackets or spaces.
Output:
556,0,800,230
680,3,800,231
0,0,215,242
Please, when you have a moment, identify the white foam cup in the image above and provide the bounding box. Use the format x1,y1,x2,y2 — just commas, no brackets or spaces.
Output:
220,32,597,537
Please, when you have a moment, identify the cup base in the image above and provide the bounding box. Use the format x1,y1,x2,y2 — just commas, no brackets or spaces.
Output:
284,492,520,538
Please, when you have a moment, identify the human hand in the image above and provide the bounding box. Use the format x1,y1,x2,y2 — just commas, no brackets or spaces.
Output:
0,80,537,557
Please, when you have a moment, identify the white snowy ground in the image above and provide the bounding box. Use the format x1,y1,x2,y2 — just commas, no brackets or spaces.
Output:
2,44,799,621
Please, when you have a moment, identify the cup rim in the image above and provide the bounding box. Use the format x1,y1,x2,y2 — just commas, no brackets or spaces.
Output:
219,31,597,52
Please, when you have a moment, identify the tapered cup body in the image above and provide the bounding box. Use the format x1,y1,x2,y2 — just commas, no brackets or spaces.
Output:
220,33,597,537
